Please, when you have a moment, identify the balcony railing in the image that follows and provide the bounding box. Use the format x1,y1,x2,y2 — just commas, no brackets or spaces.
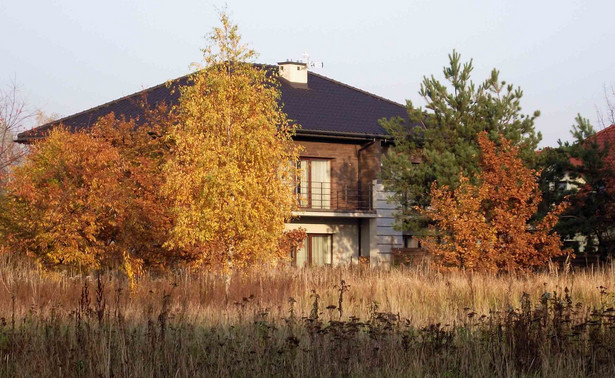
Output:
293,181,373,211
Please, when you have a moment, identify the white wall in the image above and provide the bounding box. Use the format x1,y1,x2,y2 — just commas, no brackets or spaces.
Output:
286,218,360,265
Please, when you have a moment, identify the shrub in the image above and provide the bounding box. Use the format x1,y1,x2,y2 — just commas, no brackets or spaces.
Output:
423,132,569,272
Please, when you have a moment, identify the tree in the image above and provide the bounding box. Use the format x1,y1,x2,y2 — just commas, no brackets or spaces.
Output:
597,83,615,129
162,14,300,279
539,115,615,257
423,132,566,272
536,145,575,224
0,112,177,279
0,81,36,182
381,51,542,232
278,228,307,263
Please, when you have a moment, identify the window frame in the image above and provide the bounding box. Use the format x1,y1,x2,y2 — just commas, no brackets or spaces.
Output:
294,233,333,267
296,157,333,209
403,235,422,249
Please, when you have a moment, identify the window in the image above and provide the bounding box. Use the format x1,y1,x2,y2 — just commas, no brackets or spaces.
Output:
403,235,421,249
295,234,332,267
296,158,331,209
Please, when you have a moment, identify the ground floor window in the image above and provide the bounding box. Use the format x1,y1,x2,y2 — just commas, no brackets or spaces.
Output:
403,235,422,249
295,234,332,267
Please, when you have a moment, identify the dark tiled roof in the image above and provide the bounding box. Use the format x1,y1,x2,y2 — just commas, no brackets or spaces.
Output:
17,68,408,142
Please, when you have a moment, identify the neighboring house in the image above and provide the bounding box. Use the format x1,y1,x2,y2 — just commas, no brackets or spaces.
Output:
16,62,408,267
541,123,615,255
571,123,615,255
544,123,614,191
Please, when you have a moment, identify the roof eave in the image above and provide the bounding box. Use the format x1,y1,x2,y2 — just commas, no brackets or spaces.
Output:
16,130,393,145
294,128,391,141
15,135,45,144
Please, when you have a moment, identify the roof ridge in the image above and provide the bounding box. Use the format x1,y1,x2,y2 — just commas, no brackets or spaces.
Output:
307,71,406,109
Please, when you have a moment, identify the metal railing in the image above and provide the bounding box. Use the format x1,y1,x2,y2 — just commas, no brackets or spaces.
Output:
293,181,373,211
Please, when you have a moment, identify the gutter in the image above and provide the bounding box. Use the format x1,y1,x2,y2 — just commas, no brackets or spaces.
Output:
14,136,44,144
18,121,398,144
295,128,391,141
16,128,393,145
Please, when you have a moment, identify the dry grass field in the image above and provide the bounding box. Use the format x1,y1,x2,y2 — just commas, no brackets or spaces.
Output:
2,253,615,377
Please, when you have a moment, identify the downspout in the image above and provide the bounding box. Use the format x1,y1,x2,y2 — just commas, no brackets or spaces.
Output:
357,139,376,204
358,218,361,260
357,139,376,258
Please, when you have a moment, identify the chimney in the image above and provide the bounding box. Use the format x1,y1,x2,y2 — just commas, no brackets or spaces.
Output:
278,61,308,89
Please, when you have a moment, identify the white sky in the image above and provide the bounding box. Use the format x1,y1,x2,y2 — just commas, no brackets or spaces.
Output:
1,0,614,147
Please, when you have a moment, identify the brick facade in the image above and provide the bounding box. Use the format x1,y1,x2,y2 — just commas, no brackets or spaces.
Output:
294,138,382,210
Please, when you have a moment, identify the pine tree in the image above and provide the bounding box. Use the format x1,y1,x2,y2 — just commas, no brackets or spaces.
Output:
381,51,541,232
539,115,615,257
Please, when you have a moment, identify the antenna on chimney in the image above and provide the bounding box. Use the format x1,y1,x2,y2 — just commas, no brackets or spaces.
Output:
301,52,324,69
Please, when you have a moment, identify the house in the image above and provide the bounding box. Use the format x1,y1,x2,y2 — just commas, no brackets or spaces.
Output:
16,62,409,267
570,123,615,255
540,123,615,257
593,123,615,175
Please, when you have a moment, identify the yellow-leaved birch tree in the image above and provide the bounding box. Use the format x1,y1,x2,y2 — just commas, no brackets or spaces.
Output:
163,14,300,284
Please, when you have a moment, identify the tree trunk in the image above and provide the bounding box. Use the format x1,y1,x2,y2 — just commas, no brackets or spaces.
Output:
224,245,234,305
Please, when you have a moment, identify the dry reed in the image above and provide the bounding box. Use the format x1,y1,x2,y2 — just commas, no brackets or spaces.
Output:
1,253,615,376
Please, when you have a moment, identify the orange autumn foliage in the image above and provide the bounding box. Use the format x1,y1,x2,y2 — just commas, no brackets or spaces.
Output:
2,112,180,276
422,132,569,272
278,228,307,262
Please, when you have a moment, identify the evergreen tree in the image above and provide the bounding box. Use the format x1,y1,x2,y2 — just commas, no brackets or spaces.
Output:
538,115,615,257
381,51,541,232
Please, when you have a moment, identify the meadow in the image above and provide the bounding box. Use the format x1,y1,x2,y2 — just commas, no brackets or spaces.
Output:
1,254,615,377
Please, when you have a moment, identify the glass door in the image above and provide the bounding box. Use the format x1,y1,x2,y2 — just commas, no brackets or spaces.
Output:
311,235,332,266
294,234,332,267
310,160,330,209
295,240,309,267
296,159,331,209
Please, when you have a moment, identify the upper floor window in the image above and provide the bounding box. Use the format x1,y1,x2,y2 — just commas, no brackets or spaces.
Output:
296,158,331,209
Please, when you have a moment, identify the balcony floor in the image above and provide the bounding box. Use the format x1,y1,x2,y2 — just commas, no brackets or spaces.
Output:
292,209,378,218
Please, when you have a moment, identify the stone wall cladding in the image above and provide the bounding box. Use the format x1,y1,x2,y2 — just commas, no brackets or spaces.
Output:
372,180,403,265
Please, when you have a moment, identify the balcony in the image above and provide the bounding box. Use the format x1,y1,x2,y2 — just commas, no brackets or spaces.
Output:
293,181,373,212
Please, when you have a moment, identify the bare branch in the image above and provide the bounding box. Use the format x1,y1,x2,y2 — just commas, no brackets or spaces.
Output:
597,83,615,129
0,79,37,180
